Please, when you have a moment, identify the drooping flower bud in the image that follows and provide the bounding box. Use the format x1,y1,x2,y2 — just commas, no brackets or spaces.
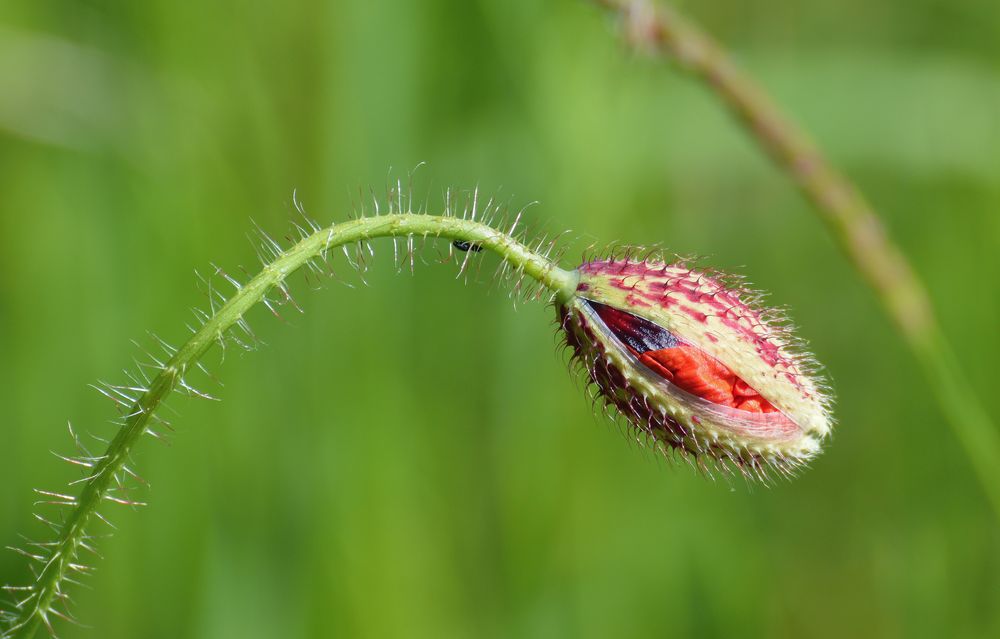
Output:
559,255,833,478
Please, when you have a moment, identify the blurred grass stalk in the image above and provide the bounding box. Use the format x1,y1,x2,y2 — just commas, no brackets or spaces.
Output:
594,0,1000,517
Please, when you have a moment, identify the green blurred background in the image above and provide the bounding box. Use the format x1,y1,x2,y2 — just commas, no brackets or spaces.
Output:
1,0,998,637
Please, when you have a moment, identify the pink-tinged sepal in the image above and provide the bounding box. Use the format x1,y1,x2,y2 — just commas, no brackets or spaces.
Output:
559,255,833,479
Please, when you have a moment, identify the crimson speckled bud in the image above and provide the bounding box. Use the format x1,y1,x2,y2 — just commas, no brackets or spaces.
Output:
559,255,833,478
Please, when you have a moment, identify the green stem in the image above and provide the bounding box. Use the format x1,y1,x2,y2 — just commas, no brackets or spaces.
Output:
594,0,1000,516
7,213,577,639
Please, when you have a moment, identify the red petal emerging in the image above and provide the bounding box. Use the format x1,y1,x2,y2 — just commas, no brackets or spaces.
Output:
641,346,779,414
591,301,778,414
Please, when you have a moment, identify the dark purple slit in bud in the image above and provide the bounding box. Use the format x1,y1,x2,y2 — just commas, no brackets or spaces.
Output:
586,300,678,354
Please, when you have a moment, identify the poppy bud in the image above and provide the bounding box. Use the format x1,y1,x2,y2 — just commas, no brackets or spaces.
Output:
559,256,833,478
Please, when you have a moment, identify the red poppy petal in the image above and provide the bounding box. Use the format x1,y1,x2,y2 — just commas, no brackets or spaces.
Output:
641,346,778,414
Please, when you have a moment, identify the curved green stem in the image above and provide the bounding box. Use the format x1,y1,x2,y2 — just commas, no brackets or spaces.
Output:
6,213,577,639
593,0,1000,516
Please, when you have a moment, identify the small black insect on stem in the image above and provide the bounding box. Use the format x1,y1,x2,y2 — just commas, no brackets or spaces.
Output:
453,240,483,253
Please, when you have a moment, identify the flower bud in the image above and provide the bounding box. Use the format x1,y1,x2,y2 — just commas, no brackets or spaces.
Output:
559,256,833,477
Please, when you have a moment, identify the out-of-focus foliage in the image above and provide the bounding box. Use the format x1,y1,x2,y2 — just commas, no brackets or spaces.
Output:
1,1,998,637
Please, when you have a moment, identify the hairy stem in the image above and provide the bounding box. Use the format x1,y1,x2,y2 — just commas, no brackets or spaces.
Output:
594,0,1000,515
6,213,577,638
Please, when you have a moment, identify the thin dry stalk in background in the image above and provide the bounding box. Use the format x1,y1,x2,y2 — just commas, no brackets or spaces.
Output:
593,0,1000,516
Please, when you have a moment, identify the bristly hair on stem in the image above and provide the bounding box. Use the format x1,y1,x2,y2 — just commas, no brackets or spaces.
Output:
591,0,1000,518
0,182,578,639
